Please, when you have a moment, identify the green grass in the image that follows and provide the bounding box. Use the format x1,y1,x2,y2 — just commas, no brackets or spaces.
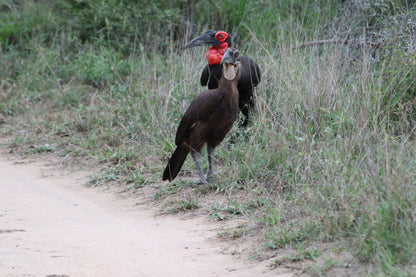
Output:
1,0,416,275
270,246,321,267
167,198,200,213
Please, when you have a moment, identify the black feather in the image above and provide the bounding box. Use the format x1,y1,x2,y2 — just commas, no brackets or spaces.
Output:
163,145,189,181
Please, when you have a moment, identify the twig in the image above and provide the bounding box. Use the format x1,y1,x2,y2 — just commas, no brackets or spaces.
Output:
292,36,384,50
292,38,345,49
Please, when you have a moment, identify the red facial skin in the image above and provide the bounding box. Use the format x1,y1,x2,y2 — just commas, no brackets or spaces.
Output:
205,31,229,65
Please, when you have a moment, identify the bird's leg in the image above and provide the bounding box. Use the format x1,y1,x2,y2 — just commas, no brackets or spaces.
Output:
207,146,214,182
191,152,207,184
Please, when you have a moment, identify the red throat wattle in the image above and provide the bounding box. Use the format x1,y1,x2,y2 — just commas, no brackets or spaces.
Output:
206,42,228,65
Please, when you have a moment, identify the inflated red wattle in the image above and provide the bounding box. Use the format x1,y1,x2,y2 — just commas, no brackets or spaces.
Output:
205,42,228,65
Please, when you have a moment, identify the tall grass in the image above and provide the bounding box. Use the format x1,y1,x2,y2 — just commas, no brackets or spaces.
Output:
1,0,416,275
251,43,416,274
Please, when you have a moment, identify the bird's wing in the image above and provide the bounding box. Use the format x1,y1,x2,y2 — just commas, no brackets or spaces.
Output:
240,56,261,86
200,64,222,89
175,90,223,145
200,64,210,86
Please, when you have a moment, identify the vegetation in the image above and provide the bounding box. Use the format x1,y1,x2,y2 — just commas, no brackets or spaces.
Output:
1,0,416,275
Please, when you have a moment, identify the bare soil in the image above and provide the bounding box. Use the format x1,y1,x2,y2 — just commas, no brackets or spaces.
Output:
0,152,296,277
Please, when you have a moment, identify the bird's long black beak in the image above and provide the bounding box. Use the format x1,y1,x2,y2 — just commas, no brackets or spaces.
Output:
183,31,219,49
220,48,236,64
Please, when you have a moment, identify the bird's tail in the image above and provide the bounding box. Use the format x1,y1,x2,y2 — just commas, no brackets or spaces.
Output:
163,145,189,181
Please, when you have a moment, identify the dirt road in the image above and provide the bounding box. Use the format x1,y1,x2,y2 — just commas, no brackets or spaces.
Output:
0,154,293,277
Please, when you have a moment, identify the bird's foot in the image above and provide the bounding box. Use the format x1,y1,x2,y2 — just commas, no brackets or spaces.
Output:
194,178,208,185
207,174,214,183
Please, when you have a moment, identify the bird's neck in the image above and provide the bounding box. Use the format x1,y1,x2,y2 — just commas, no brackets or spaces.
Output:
205,42,228,65
218,78,239,103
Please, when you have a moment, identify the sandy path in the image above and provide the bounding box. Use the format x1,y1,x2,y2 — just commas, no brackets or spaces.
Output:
0,154,292,277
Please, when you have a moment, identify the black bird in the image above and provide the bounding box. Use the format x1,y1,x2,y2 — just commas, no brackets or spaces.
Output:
183,30,261,128
163,48,241,183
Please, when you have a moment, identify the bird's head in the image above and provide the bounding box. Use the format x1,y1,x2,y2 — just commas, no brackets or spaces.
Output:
183,30,232,49
220,48,240,81
183,30,232,66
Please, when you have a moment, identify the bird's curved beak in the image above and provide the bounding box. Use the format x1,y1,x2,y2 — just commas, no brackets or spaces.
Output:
220,48,236,64
221,48,240,81
183,31,219,49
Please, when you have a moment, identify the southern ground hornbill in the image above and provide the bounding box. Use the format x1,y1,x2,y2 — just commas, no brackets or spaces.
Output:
163,48,241,183
183,30,261,128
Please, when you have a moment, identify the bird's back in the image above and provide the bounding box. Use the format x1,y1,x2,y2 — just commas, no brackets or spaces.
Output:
175,82,238,150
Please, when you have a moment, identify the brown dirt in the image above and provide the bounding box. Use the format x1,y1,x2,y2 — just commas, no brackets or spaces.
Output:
0,152,296,277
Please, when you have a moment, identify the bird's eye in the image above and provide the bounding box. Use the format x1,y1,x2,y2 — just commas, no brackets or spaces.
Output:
218,34,222,38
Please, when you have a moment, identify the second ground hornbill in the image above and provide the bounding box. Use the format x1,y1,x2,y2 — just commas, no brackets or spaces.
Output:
163,48,241,184
184,30,261,128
